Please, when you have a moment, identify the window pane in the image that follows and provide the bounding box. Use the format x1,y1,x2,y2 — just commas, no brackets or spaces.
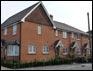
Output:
13,25,17,35
63,31,67,38
14,45,19,56
78,34,81,39
55,30,58,36
28,45,36,53
38,25,42,34
63,48,67,53
4,27,7,35
72,32,74,38
43,46,49,53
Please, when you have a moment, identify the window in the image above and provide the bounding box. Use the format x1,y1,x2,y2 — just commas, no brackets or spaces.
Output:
7,45,19,56
77,48,81,54
55,30,58,36
72,32,74,38
63,31,67,38
13,25,17,35
43,46,49,54
63,48,68,54
4,27,7,35
77,33,81,40
28,45,36,53
38,25,42,34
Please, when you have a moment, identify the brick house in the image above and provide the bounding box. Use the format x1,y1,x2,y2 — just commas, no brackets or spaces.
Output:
1,1,91,63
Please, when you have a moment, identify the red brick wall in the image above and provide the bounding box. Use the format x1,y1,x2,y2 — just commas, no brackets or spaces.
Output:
1,23,21,40
1,21,89,63
1,23,21,60
25,4,52,26
20,21,55,63
20,21,89,63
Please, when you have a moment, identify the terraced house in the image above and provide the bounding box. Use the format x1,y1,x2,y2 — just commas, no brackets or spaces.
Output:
1,1,91,63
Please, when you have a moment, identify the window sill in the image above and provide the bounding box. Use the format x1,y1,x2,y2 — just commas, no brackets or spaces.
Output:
7,55,19,56
63,37,67,39
4,35,7,36
12,34,16,35
28,52,36,54
42,52,49,54
63,53,68,55
77,39,80,40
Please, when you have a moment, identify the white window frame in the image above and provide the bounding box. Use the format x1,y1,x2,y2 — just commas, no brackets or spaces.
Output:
71,32,74,38
12,24,17,35
38,25,42,34
28,45,36,54
55,30,58,36
63,31,67,38
77,33,81,40
63,48,68,55
4,27,8,35
77,48,81,55
43,45,49,54
7,45,19,56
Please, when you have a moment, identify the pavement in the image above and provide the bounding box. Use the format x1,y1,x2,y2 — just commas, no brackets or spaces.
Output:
1,63,92,70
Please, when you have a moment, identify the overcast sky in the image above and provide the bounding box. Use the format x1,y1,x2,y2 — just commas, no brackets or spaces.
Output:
1,1,92,32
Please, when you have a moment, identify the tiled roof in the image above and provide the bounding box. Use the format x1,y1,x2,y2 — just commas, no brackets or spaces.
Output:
1,2,89,35
1,2,39,28
54,21,88,35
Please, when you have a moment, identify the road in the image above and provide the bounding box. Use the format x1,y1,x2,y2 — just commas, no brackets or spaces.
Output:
1,63,92,70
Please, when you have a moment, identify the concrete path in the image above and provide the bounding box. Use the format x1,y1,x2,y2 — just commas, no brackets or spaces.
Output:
1,63,92,70
1,66,13,70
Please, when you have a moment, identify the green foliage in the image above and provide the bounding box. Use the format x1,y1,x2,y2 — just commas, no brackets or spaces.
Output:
1,57,72,69
73,56,88,63
87,55,92,63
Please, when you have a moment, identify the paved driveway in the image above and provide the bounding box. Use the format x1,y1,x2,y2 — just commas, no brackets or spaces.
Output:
1,63,92,70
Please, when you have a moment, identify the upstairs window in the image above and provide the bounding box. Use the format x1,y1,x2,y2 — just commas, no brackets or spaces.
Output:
38,25,42,34
77,33,81,40
4,27,8,35
77,48,81,55
63,31,67,38
13,25,17,35
55,30,58,36
71,32,74,38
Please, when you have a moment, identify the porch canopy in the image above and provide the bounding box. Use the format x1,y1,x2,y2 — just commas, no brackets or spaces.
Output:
54,40,64,48
5,40,20,45
1,39,20,46
83,43,90,49
71,42,79,50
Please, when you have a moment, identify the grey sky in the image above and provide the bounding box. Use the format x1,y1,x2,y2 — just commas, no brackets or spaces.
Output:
1,1,92,32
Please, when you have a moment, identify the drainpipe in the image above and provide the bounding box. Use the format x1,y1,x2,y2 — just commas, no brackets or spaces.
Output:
19,22,22,62
87,12,91,56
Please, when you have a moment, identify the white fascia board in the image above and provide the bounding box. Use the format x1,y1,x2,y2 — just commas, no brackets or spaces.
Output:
72,42,79,49
40,2,56,29
56,40,64,48
85,44,90,49
21,2,41,22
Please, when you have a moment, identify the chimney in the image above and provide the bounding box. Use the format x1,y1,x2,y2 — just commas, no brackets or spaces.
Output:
50,14,53,20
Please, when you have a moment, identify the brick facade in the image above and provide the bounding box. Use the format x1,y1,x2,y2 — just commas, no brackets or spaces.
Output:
1,2,91,63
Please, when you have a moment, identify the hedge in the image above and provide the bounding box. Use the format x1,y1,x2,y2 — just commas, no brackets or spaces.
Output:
1,57,71,69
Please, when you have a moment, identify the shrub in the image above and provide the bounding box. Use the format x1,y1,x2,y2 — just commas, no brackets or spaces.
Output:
1,57,72,68
74,56,87,63
87,55,92,63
